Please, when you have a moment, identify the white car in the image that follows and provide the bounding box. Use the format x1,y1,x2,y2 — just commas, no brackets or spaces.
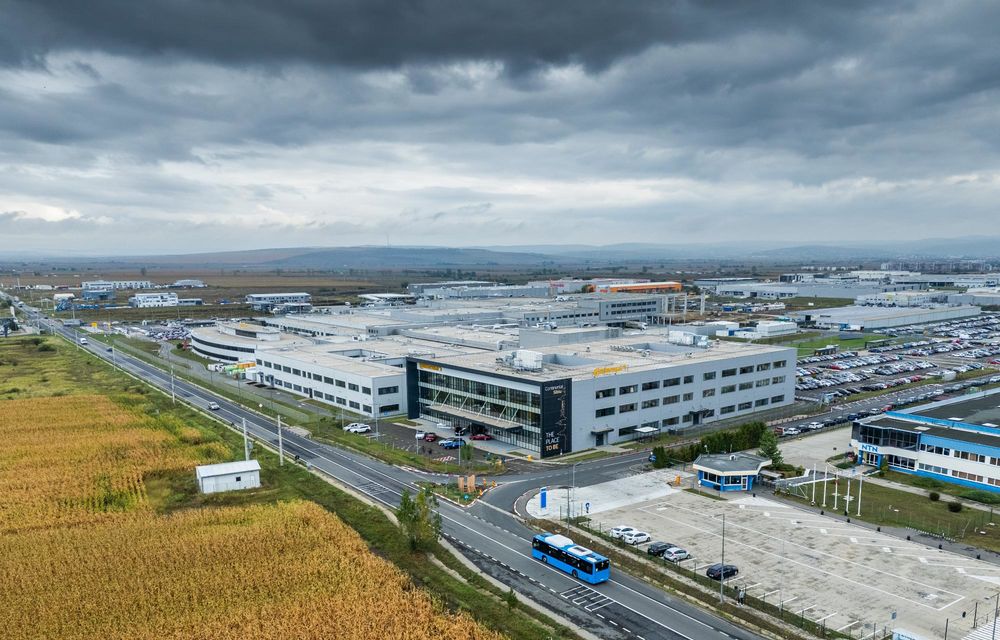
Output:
207,402,220,411
662,547,690,562
344,423,371,433
782,427,801,436
415,430,427,440
622,531,651,545
609,526,636,540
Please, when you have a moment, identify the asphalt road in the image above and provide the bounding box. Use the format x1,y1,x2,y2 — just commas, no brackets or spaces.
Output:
24,310,763,640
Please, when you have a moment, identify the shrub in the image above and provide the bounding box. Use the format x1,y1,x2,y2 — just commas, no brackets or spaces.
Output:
37,343,56,352
959,490,1000,505
928,491,940,502
948,501,963,513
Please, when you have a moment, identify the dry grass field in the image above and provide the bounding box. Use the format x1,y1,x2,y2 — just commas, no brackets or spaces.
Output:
0,337,504,640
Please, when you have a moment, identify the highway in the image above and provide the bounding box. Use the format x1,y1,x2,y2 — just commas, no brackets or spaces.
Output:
21,308,762,640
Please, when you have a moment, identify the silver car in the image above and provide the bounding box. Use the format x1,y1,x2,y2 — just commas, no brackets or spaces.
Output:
662,547,690,562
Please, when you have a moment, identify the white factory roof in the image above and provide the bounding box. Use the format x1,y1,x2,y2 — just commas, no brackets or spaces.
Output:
190,325,315,350
263,336,480,377
416,336,792,382
795,305,980,321
195,460,261,479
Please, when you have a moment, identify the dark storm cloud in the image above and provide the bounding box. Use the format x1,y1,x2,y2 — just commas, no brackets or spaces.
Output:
2,0,893,74
1,0,1000,254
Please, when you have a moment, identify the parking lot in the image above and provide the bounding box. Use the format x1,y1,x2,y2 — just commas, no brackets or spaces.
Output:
594,491,1000,638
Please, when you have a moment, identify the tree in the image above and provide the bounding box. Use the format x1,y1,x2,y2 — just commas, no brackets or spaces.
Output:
397,487,441,551
651,445,668,469
757,429,783,467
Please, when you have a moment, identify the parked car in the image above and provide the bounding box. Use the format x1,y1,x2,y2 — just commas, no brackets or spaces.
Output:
782,427,801,436
646,541,674,557
471,433,493,441
345,423,371,434
706,563,739,580
622,531,651,545
662,547,690,563
610,526,636,540
207,402,220,411
415,430,427,440
423,433,438,442
440,438,466,449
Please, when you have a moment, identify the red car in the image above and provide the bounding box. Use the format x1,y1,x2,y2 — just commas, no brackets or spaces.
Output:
471,433,493,441
423,433,438,442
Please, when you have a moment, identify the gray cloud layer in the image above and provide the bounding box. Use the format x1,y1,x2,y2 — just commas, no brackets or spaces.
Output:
1,1,998,254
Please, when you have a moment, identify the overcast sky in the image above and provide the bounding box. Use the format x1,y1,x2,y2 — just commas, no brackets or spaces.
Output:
1,1,998,255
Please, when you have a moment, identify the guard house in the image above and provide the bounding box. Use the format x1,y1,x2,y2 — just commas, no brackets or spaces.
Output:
195,460,261,494
693,452,771,492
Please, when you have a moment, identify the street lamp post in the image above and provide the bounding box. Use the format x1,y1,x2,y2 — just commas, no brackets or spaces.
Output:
568,462,582,520
719,513,727,603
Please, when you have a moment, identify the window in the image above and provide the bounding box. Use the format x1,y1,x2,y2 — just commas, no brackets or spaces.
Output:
349,401,360,409
756,363,771,372
380,404,400,413
773,360,787,368
292,368,301,376
348,383,359,392
663,417,679,426
336,380,346,388
642,399,659,409
771,395,785,404
756,379,770,387
682,392,693,401
324,376,334,385
919,462,949,475
664,377,680,387
363,405,371,413
754,398,769,407
738,402,752,410
235,476,241,482
255,359,262,365
596,407,615,418
336,397,346,405
722,368,737,378
293,384,302,392
721,405,736,415
738,382,753,390
955,450,988,463
663,395,679,405
282,365,291,373
739,365,754,375
952,469,984,483
362,386,371,395
702,388,715,398
683,375,694,384
721,385,736,394
618,425,638,436
772,376,786,384
682,414,692,423
921,444,951,456
378,386,399,395
619,403,637,413
703,371,716,381
884,454,915,470
619,384,638,395
641,381,660,391
596,388,616,399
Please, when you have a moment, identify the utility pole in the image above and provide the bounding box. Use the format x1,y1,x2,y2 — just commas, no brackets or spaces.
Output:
242,417,250,461
811,464,816,505
856,472,864,517
719,513,727,603
822,464,829,508
277,414,284,465
170,362,175,404
845,474,852,514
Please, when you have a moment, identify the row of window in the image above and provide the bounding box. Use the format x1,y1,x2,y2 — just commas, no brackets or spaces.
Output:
596,394,785,418
599,396,785,422
597,374,786,400
255,359,388,396
917,462,1000,487
192,336,255,354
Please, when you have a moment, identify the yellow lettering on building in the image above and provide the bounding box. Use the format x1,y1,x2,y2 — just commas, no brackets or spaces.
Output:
418,362,442,372
592,364,628,378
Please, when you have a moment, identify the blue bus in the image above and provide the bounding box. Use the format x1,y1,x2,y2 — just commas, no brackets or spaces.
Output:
532,533,610,584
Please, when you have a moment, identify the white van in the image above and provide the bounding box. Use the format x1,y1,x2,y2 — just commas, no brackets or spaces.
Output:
78,337,88,345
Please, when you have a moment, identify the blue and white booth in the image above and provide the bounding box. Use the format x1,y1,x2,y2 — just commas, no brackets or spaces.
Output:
693,452,771,492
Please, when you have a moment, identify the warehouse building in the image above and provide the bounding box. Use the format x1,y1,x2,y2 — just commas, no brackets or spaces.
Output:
851,389,1000,493
196,460,261,494
189,322,314,362
83,279,153,290
129,292,179,308
791,305,981,330
406,337,795,458
245,292,312,311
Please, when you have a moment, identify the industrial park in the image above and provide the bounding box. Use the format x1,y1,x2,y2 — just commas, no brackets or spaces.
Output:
5,2,1000,640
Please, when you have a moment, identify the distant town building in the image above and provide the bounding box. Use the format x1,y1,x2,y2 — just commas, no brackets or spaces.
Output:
171,279,206,288
245,292,312,311
83,280,153,290
129,292,179,308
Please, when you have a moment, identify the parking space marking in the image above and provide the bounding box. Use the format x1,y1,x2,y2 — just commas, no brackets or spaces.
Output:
637,503,966,610
815,612,839,623
837,621,861,632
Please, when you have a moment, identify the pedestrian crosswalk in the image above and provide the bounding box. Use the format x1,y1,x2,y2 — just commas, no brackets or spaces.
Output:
560,584,613,612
